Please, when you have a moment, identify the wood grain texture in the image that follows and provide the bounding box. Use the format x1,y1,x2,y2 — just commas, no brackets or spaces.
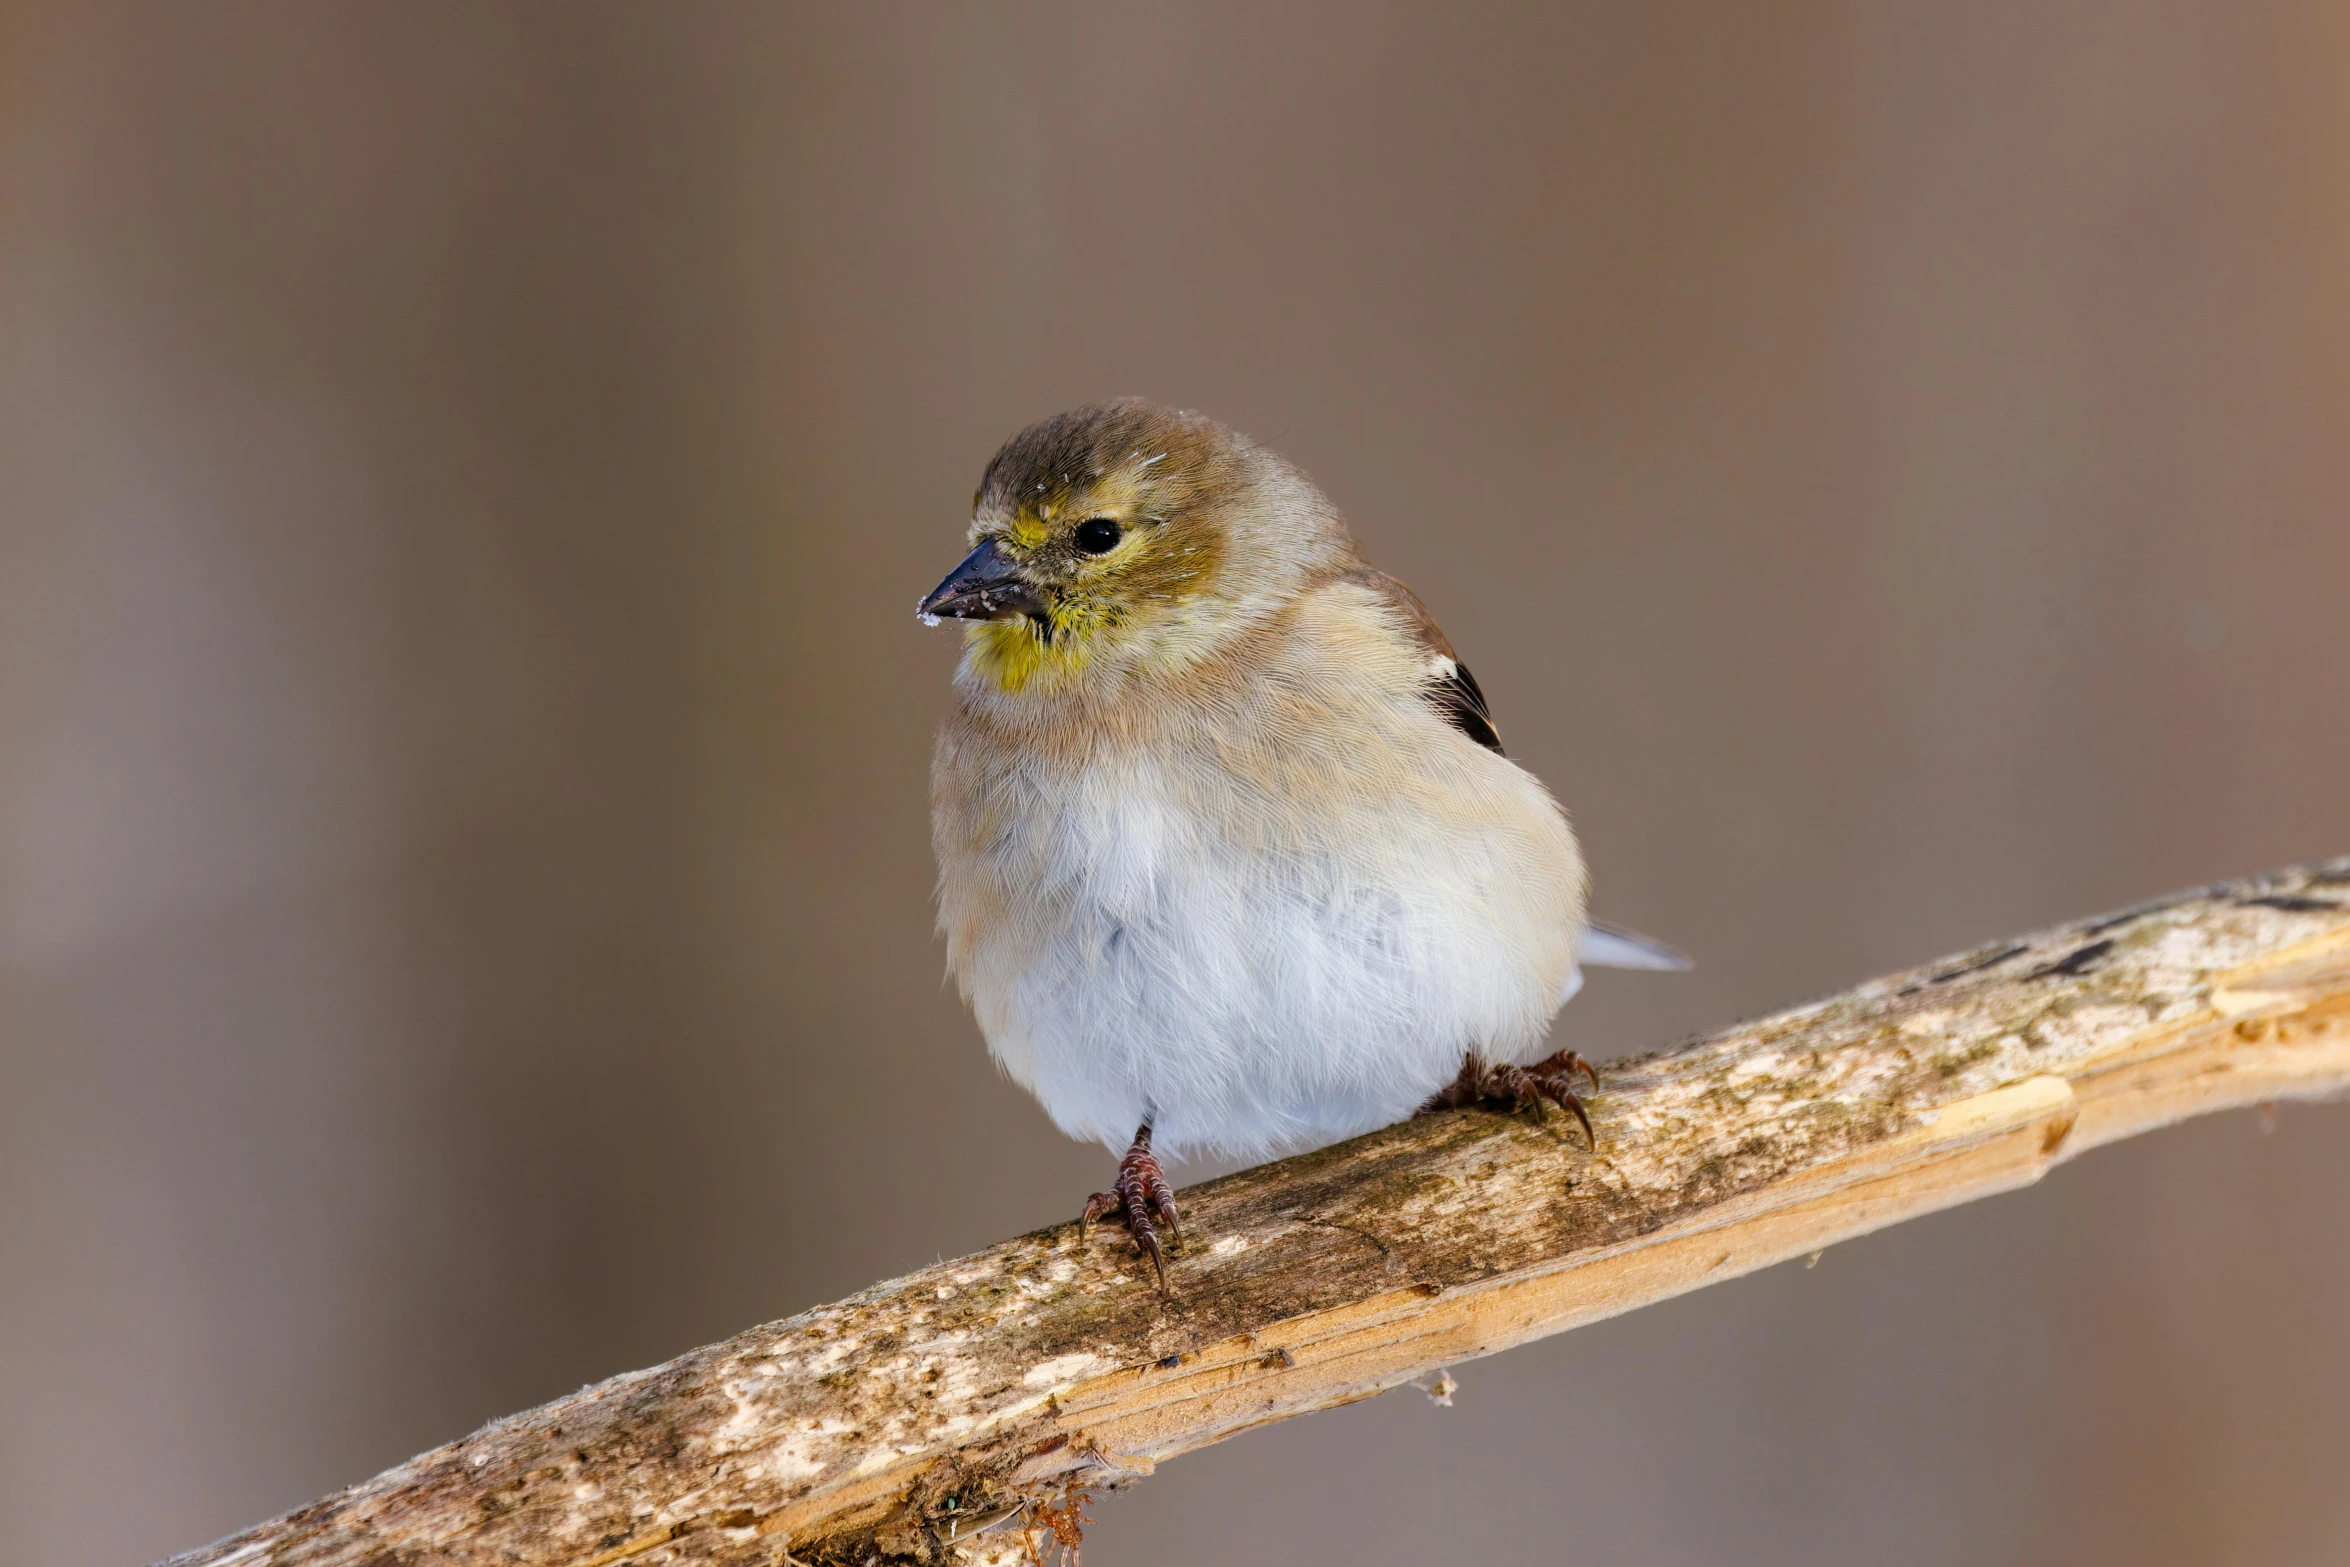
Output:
165,861,2350,1567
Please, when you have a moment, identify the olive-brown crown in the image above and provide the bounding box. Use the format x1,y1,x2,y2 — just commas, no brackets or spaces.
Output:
956,399,1355,694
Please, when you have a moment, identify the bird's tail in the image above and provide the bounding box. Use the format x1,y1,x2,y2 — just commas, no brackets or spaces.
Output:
1580,918,1693,971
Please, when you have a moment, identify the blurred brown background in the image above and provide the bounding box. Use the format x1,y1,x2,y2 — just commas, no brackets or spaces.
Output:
3,4,2347,1564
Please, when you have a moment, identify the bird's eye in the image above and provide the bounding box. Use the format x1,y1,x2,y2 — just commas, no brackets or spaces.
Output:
1073,518,1123,555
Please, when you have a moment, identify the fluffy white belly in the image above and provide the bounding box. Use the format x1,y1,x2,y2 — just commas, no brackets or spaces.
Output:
949,752,1581,1161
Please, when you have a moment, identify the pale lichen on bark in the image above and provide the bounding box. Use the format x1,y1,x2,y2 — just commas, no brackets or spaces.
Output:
165,860,2350,1567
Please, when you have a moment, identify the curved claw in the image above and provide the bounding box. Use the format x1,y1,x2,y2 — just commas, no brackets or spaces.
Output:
1079,1189,1121,1239
1130,1210,1169,1291
1428,1050,1602,1150
1145,1173,1181,1246
1079,1131,1181,1295
1536,1078,1596,1148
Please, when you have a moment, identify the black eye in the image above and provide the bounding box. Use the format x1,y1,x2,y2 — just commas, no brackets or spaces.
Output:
1073,518,1123,555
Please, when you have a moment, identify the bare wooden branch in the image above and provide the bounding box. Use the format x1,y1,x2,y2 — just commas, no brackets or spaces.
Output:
167,861,2350,1567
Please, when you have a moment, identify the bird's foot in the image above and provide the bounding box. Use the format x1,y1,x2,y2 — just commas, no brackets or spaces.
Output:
1080,1127,1180,1292
1423,1049,1600,1147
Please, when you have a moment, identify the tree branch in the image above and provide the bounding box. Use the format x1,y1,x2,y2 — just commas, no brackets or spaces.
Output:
166,861,2350,1567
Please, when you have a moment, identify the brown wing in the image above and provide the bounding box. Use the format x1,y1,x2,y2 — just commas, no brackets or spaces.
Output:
1347,568,1506,756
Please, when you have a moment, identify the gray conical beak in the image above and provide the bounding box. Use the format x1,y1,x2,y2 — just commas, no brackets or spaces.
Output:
918,538,1044,623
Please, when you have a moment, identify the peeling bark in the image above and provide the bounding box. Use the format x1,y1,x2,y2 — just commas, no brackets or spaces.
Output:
163,861,2350,1567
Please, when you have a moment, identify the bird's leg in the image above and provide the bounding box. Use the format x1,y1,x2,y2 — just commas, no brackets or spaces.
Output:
1080,1123,1181,1291
1422,1049,1600,1148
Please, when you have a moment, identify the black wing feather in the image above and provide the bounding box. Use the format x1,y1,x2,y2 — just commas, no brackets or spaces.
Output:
1429,660,1504,754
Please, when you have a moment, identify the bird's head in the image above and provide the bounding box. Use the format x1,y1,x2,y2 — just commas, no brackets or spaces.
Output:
918,400,1356,695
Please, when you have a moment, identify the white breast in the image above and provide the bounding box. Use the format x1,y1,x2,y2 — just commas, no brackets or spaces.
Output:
940,720,1584,1161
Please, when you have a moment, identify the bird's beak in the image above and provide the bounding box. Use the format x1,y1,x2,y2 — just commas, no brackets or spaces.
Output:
917,538,1044,623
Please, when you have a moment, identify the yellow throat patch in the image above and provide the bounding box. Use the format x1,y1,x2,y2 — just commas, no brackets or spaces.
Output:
968,598,1117,694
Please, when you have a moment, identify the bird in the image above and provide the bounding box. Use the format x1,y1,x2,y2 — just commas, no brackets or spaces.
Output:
920,399,1687,1289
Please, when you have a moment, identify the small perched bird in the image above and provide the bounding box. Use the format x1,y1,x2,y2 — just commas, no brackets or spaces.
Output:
922,400,1686,1287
